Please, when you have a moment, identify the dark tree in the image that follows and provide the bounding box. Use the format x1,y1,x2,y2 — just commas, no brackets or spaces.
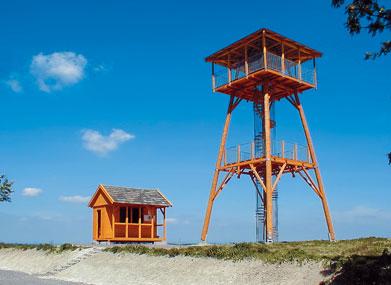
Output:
0,175,13,202
332,0,391,59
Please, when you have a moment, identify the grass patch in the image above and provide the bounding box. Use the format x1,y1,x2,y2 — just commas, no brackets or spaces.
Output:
105,237,391,284
105,237,391,265
0,242,81,253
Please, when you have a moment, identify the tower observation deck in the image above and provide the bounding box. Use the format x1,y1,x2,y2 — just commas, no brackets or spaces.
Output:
201,28,335,243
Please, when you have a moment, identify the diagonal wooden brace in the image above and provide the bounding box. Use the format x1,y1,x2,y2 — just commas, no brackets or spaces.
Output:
272,163,287,192
249,164,267,192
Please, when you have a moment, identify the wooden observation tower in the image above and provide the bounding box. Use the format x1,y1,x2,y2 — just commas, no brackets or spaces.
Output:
201,28,335,243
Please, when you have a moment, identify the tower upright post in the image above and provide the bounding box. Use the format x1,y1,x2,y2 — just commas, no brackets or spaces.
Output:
262,86,274,242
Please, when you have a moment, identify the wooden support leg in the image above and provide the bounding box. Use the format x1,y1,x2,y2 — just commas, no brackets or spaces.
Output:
201,96,238,242
263,90,273,243
294,93,336,241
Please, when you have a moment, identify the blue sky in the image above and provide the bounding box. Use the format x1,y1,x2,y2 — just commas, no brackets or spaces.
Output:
0,0,390,244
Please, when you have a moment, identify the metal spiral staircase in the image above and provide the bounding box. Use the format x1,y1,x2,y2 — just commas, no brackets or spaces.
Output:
253,100,278,242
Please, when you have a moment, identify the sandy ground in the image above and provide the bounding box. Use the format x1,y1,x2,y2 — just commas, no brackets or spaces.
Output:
0,248,81,274
0,248,325,285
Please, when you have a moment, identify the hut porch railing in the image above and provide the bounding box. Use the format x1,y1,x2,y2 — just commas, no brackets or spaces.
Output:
112,207,166,241
113,222,164,240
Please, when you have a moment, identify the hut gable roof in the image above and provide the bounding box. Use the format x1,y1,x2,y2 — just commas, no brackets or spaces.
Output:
101,185,172,207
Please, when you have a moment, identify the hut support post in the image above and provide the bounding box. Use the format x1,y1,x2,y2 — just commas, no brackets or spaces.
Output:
201,96,239,241
163,207,166,240
112,206,115,239
125,206,129,238
138,207,141,239
294,92,335,241
150,207,154,239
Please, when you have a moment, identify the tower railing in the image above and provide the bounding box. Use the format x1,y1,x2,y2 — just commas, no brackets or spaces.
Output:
222,140,312,166
214,51,315,89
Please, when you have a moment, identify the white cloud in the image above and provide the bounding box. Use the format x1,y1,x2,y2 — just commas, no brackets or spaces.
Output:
166,218,178,224
22,187,43,197
59,195,90,203
166,217,190,225
30,51,87,92
335,206,391,222
81,128,134,155
5,79,23,93
93,64,107,72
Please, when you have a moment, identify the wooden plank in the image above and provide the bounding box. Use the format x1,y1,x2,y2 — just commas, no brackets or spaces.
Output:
138,207,141,239
302,168,320,195
263,90,273,242
163,207,167,241
251,141,255,159
125,206,128,238
212,63,216,90
249,174,264,203
112,206,115,239
313,58,317,88
298,49,302,81
281,43,285,74
237,144,241,174
151,209,154,239
297,171,321,197
218,155,316,170
213,171,234,200
228,54,232,83
245,45,249,76
262,31,267,69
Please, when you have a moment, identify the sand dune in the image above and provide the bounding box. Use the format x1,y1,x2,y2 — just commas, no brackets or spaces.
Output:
0,248,324,285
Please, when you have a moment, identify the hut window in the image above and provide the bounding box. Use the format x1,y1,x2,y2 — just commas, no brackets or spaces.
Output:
119,207,126,223
131,207,139,223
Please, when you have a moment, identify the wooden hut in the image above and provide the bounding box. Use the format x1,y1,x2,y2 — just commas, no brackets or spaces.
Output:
88,184,172,243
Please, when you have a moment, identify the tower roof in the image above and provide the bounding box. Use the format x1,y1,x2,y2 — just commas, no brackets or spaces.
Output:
205,28,322,65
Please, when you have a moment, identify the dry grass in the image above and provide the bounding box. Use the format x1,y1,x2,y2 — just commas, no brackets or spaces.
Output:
0,243,81,253
105,237,391,264
105,237,391,284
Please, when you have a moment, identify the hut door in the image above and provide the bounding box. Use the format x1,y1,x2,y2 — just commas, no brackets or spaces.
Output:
97,210,102,238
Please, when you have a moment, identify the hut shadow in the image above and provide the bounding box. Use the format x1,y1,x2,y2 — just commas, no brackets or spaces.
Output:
320,249,391,285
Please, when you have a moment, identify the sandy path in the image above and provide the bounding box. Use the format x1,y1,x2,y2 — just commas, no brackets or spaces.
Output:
0,249,325,285
0,269,87,285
